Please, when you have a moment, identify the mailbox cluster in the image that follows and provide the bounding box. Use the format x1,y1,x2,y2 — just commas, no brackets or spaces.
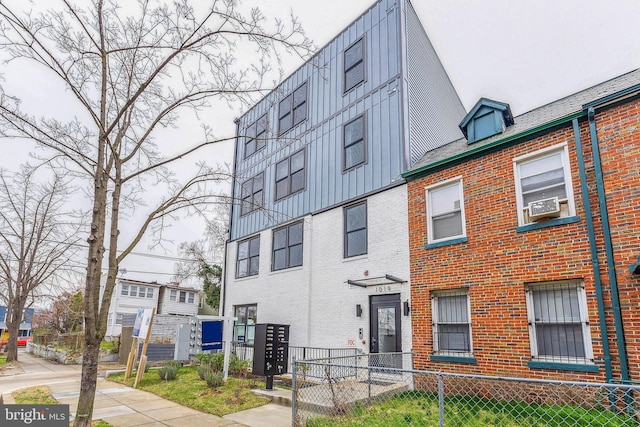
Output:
189,318,203,354
252,323,289,378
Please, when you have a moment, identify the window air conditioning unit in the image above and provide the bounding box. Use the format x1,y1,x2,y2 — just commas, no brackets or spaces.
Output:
528,197,561,221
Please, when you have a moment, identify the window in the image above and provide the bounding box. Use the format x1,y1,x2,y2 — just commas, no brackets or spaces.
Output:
129,286,138,297
244,114,267,158
432,290,472,355
146,288,154,299
526,281,593,363
170,289,177,302
272,221,303,271
344,202,367,257
237,236,260,278
278,82,307,133
426,178,466,243
188,293,195,304
514,145,575,225
233,304,257,344
179,291,186,303
343,115,366,170
275,150,305,200
344,38,365,92
121,285,128,296
115,313,124,325
240,173,264,215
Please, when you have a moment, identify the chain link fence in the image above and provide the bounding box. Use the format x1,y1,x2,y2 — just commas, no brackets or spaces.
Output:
292,353,640,426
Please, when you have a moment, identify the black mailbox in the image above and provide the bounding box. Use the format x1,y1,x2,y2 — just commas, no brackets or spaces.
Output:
252,323,289,378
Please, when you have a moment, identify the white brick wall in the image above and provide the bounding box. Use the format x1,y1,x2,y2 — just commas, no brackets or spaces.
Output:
224,185,411,355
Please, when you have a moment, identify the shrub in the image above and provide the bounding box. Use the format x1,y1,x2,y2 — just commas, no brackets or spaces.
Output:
164,360,182,370
229,356,250,377
157,364,178,381
203,370,225,388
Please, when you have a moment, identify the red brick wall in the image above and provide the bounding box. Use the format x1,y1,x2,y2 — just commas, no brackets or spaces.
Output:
408,97,640,382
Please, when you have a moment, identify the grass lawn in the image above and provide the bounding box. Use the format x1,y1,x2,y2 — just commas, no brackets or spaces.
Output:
107,367,270,417
305,391,635,427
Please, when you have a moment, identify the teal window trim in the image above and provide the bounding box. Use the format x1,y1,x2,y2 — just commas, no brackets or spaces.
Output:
425,237,468,249
516,216,580,233
431,355,477,364
528,360,599,373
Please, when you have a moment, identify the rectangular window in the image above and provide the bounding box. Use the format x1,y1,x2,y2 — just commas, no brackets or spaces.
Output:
244,114,267,158
426,178,466,243
233,304,257,344
514,144,575,225
240,173,264,216
272,221,303,271
275,150,305,200
146,288,154,299
115,313,124,325
432,290,472,355
121,285,128,296
526,281,593,363
343,114,366,170
170,289,177,302
129,286,138,297
237,235,260,278
344,38,365,92
278,82,307,134
179,291,186,303
344,202,367,257
188,293,195,304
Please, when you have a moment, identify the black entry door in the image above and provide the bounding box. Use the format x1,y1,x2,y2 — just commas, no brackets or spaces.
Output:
370,294,401,365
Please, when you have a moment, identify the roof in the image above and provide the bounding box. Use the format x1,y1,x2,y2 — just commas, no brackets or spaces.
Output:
405,68,640,179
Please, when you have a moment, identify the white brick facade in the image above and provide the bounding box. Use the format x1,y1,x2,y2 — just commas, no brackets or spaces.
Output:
223,185,411,355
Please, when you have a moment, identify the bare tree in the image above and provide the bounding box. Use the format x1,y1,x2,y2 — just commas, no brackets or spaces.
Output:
0,166,82,362
0,1,311,425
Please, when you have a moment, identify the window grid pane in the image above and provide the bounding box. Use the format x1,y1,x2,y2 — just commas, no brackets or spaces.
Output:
275,151,305,200
433,291,471,355
237,236,259,278
272,221,304,271
428,181,464,242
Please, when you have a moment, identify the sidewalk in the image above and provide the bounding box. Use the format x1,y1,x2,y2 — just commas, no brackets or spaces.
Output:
2,351,292,427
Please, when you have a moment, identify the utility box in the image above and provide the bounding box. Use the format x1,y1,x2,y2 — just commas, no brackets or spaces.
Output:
252,323,289,377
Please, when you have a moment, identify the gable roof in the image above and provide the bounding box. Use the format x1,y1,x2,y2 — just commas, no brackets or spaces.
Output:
458,98,514,139
404,68,640,180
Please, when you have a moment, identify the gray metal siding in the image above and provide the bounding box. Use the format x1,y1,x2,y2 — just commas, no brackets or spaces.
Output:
231,0,404,241
404,1,466,165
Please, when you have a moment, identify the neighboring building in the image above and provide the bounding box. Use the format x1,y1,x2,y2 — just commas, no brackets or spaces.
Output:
103,278,199,336
0,306,34,340
222,0,465,362
403,69,640,383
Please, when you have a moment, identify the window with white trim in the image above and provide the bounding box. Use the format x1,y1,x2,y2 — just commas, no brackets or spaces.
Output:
432,289,472,356
526,281,593,364
188,293,195,304
514,144,575,225
121,285,128,296
179,291,186,303
170,289,177,302
426,178,466,244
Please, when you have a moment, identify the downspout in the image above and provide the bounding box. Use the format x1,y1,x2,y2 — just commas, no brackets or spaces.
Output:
572,118,613,382
586,107,630,384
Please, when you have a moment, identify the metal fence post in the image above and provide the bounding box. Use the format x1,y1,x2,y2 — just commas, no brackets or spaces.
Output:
292,357,297,427
438,373,444,427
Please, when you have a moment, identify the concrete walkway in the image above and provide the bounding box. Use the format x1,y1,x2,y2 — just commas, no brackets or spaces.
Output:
1,351,292,427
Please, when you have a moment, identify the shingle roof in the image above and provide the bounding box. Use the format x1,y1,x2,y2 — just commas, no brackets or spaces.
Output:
407,68,640,175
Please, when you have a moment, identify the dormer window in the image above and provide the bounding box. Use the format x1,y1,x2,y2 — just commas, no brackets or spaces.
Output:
459,98,514,144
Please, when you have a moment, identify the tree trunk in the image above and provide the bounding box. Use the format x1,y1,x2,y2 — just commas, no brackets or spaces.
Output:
5,301,25,362
74,340,100,426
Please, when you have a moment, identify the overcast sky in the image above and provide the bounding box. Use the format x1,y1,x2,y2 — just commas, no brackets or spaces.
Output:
2,0,639,284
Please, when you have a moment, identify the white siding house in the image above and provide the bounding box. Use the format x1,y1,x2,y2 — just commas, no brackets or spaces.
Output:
157,285,200,316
